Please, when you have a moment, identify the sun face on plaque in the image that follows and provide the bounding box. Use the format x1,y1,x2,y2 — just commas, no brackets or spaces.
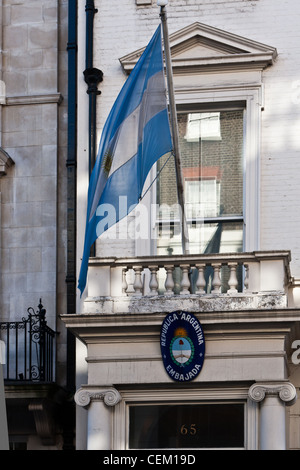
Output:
170,327,194,367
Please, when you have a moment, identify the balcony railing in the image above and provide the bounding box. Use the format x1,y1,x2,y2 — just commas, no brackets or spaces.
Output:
0,300,57,383
84,251,292,313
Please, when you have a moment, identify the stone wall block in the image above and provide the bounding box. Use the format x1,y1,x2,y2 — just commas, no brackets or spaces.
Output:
29,24,58,50
11,5,43,25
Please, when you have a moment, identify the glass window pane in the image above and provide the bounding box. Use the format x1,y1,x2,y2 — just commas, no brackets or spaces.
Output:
157,221,243,256
156,109,244,255
129,403,244,449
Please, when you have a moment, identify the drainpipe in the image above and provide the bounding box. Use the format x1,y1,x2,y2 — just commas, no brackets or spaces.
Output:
84,0,103,177
84,0,103,258
61,0,78,450
66,0,77,392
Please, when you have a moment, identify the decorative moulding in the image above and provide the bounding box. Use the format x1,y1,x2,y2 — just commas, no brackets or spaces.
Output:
249,382,297,406
119,22,277,74
75,387,122,408
28,400,57,446
5,93,63,106
0,148,14,177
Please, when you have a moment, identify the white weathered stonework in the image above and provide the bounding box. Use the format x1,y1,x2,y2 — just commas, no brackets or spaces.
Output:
83,292,288,315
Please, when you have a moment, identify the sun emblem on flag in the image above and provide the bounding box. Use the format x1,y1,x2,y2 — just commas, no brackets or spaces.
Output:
102,148,113,176
170,327,194,367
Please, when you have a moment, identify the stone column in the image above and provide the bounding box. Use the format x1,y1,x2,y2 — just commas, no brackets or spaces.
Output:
249,382,297,450
75,387,122,450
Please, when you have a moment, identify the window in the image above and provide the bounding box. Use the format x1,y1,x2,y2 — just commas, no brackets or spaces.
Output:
156,106,244,256
184,171,221,218
129,403,245,449
120,22,274,256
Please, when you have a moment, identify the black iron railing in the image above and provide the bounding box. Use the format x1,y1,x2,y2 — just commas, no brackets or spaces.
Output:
0,300,57,383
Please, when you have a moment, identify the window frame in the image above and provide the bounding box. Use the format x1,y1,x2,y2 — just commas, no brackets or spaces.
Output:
171,86,262,253
136,86,262,256
112,385,258,450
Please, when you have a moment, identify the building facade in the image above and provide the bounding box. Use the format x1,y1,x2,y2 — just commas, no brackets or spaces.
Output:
0,1,75,449
2,0,299,452
61,0,300,451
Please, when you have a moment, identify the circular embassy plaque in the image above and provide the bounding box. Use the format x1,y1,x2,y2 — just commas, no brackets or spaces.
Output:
160,311,205,382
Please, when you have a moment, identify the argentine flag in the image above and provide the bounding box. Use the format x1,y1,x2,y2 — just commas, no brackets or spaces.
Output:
78,25,173,295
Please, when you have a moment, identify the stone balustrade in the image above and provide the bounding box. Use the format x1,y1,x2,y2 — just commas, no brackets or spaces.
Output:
87,250,291,301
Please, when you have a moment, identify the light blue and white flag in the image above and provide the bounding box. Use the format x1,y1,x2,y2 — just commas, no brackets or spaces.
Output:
78,25,173,295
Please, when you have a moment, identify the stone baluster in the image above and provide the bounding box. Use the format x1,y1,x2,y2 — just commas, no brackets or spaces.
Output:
133,266,143,296
164,265,174,295
180,264,190,295
211,263,222,293
227,262,238,294
243,264,249,292
122,267,128,294
149,265,159,296
195,263,206,295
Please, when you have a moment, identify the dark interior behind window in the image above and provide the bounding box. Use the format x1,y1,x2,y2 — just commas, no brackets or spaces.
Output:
129,403,244,449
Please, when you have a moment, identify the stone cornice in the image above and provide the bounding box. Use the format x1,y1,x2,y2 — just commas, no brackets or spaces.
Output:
5,93,63,106
61,307,300,329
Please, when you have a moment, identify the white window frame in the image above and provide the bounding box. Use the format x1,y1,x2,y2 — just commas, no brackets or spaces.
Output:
112,385,258,450
136,85,262,256
173,85,263,253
